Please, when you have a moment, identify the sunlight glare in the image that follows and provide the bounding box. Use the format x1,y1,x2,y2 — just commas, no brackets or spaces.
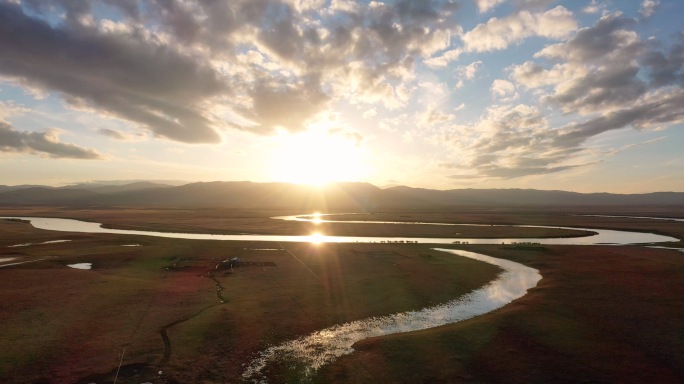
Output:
308,232,325,245
269,130,367,186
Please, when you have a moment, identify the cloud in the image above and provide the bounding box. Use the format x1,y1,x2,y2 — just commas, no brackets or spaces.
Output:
642,34,684,87
423,48,462,68
245,81,329,133
603,137,665,156
443,104,585,178
363,109,378,119
0,3,226,144
556,88,684,145
455,61,482,88
469,162,594,179
534,14,640,63
0,121,102,159
640,0,660,18
447,77,684,179
462,6,577,52
0,100,30,119
97,128,128,140
96,128,143,141
457,61,483,80
490,79,517,99
0,0,464,141
476,0,506,13
513,12,684,119
420,104,456,127
512,13,647,114
582,0,606,14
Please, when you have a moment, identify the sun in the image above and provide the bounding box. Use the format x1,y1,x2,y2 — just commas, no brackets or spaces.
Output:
269,130,367,185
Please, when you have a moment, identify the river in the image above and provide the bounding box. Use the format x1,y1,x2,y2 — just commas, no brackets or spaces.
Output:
1,216,678,245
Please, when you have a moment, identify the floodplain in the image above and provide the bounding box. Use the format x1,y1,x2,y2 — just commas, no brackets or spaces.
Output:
1,205,683,383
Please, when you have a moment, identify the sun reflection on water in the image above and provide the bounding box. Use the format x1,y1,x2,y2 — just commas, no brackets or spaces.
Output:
308,232,324,244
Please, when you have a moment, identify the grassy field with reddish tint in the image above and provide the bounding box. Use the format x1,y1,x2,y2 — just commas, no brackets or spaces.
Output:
315,244,684,383
1,206,683,383
0,217,499,383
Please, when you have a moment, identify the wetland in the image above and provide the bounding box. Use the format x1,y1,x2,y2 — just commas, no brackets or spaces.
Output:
1,205,683,383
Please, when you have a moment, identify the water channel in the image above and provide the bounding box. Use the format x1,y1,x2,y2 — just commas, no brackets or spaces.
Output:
1,215,680,381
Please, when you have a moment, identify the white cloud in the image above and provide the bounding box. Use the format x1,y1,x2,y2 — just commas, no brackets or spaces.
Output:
457,61,483,80
0,100,30,119
363,109,377,119
490,79,517,99
454,61,483,88
582,0,606,14
462,6,577,52
476,0,506,13
640,0,660,18
419,104,456,127
424,48,463,68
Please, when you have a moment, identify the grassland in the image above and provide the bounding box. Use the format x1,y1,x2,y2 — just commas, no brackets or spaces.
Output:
1,206,683,383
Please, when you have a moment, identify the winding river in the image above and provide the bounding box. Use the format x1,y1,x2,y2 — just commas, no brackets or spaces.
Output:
242,248,542,382
1,216,678,245
1,215,679,381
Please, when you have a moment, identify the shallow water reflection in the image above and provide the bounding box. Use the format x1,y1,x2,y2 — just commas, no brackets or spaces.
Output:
242,249,541,382
67,263,92,270
8,239,71,247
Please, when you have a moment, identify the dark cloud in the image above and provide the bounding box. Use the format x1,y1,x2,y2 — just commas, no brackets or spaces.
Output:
642,33,684,87
0,121,102,159
246,81,329,133
527,13,649,114
472,163,592,179
0,3,227,143
97,128,133,141
540,14,640,63
0,0,463,138
558,88,684,145
547,63,647,114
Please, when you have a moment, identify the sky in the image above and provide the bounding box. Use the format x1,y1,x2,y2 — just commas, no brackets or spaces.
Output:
0,0,683,193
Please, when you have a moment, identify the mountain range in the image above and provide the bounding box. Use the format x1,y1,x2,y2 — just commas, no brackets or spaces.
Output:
0,181,683,209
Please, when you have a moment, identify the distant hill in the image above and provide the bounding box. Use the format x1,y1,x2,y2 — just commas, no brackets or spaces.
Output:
0,187,99,205
384,186,684,206
60,181,174,194
0,181,682,208
0,185,48,193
